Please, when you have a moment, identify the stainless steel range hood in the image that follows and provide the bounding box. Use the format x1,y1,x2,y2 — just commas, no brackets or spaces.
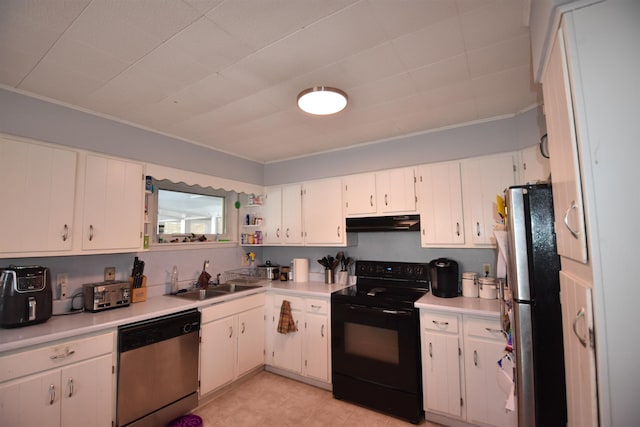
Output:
345,215,420,232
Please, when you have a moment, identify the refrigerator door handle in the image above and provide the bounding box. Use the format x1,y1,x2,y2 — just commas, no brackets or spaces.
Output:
506,187,532,301
573,307,587,347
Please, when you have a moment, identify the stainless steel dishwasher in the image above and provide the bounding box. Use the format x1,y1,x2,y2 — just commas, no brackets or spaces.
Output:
117,309,201,427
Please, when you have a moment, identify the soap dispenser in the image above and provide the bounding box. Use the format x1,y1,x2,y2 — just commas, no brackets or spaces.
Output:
171,265,179,293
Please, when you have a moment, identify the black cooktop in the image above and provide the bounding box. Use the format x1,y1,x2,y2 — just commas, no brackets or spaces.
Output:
332,260,430,309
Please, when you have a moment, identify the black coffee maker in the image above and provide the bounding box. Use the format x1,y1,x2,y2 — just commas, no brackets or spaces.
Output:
428,258,459,298
0,266,53,328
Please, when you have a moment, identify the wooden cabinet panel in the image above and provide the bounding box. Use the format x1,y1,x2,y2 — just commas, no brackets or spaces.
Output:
343,173,376,216
200,317,237,394
237,306,265,377
302,178,344,246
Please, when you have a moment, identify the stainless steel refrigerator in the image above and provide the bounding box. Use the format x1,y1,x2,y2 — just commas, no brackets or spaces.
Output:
505,183,567,427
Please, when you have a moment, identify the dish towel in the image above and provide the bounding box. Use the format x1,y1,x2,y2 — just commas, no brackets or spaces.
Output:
277,300,298,334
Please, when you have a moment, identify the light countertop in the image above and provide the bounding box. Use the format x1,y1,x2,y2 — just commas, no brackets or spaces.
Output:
415,293,500,317
0,280,350,354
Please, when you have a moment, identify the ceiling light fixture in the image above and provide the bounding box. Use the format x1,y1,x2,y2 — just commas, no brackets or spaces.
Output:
297,86,348,115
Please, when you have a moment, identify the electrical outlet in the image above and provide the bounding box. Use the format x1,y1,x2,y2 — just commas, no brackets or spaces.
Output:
57,273,68,299
104,266,116,281
482,264,491,277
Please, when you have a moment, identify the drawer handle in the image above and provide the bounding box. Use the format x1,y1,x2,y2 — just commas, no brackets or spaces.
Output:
432,320,449,327
310,304,321,310
485,327,502,334
50,348,76,360
429,342,433,358
321,324,325,338
473,350,478,366
67,377,74,398
49,384,56,405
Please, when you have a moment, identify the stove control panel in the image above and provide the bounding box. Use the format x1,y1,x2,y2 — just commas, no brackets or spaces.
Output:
355,260,429,282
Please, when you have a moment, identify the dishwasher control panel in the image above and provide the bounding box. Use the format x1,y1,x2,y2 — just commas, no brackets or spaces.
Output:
118,309,201,352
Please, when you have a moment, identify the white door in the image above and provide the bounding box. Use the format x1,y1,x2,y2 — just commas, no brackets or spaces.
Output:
0,370,61,427
461,153,516,245
302,178,344,245
0,138,76,254
376,167,416,214
541,29,588,263
343,173,376,216
200,317,237,395
519,145,550,184
263,186,283,245
237,307,265,377
560,271,598,427
422,330,463,417
282,184,303,244
418,161,464,246
303,313,329,382
270,315,302,374
60,355,113,427
82,155,143,250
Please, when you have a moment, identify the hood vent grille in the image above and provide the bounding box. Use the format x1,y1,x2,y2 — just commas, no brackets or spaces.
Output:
345,215,420,232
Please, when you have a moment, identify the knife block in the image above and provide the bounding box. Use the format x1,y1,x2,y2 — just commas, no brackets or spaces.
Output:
128,275,147,303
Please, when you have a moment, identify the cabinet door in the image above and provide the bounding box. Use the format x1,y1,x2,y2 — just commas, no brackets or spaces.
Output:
270,312,302,374
200,317,237,395
418,161,464,246
302,178,344,246
0,138,76,254
82,155,143,250
560,271,598,427
60,355,113,427
463,326,515,427
303,313,329,382
519,145,550,184
461,153,516,245
282,184,303,244
263,186,283,245
343,173,376,216
376,167,416,214
422,330,463,417
0,370,61,427
542,29,588,263
237,307,265,377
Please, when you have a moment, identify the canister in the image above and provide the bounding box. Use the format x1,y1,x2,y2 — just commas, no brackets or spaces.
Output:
462,272,479,298
479,277,497,299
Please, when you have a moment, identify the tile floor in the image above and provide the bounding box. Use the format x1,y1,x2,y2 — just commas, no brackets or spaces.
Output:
193,370,443,427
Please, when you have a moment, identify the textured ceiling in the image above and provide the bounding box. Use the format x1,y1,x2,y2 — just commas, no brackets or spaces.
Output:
0,0,540,163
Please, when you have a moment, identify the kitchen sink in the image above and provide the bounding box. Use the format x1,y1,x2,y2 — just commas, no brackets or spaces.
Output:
171,283,263,301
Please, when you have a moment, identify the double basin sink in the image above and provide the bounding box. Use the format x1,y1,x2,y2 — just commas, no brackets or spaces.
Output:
172,283,263,301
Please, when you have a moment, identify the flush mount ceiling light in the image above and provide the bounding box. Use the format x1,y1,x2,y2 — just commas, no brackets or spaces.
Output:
297,86,348,115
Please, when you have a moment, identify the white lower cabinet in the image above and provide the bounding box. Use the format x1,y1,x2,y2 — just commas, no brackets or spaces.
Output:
0,331,115,427
266,293,331,385
463,316,516,427
420,308,515,427
199,294,265,396
421,310,464,418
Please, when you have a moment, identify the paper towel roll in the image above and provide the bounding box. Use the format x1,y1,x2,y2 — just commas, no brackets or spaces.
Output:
293,258,309,282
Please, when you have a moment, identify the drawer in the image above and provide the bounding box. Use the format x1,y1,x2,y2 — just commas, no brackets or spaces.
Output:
272,294,303,311
0,331,115,383
305,298,328,314
421,310,459,334
463,315,504,341
201,293,265,323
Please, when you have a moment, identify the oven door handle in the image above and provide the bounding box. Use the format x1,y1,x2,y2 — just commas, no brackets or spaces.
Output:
347,304,413,317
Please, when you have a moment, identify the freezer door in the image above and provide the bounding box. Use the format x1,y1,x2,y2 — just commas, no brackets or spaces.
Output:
506,187,531,301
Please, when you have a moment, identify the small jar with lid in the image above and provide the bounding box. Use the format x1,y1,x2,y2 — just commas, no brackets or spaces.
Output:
462,272,479,298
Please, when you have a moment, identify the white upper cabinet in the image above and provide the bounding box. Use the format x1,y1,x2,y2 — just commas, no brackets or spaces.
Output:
81,154,144,251
302,177,346,246
343,173,377,216
519,144,551,184
0,137,77,255
343,167,416,217
262,184,303,245
541,28,588,263
375,167,417,214
461,152,517,246
417,161,465,246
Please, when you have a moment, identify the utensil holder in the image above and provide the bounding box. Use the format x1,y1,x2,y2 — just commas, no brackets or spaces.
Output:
324,269,334,284
336,270,349,286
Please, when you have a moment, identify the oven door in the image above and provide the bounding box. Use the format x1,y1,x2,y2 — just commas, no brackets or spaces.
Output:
331,301,421,393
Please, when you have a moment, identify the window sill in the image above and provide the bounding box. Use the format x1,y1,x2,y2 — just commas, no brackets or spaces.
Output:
147,240,238,251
